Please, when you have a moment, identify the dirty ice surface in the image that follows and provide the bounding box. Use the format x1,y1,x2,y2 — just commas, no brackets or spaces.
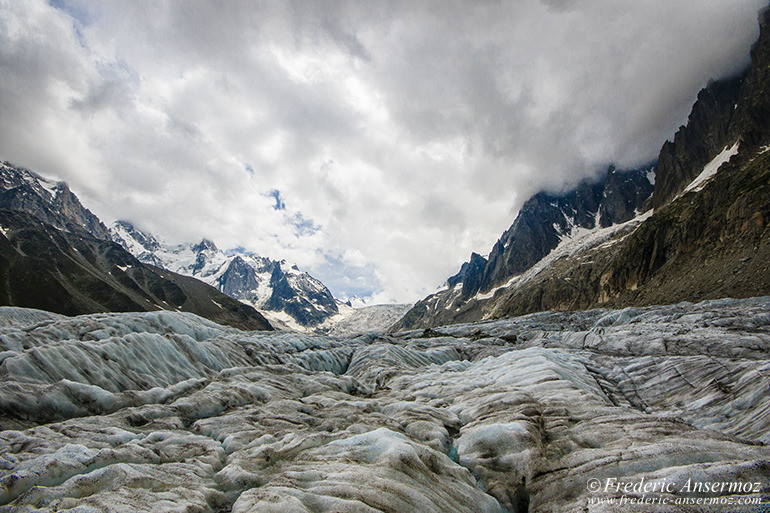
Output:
1,298,770,512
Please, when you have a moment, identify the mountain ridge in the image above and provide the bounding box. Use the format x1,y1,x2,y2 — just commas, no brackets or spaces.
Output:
393,165,655,330
0,162,272,331
110,220,340,329
393,7,770,331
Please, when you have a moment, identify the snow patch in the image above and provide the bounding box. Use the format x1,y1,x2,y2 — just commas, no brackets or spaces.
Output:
260,309,310,332
683,142,739,194
646,168,656,185
474,275,520,301
476,210,654,313
36,177,60,199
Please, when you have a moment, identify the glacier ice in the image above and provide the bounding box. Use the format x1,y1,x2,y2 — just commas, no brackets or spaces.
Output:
1,298,769,511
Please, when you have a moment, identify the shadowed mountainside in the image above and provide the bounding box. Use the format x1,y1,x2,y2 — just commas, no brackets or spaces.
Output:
0,163,272,331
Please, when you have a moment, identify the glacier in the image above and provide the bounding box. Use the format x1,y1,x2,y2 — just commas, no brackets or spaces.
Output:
1,298,769,511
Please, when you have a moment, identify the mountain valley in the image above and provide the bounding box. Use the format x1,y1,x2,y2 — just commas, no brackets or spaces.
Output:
1,3,770,513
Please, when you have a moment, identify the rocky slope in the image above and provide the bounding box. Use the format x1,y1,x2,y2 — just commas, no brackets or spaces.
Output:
111,221,339,329
653,76,744,209
395,7,770,331
0,163,272,331
0,163,109,240
656,6,770,208
1,297,768,511
393,166,654,330
487,7,770,321
481,167,654,297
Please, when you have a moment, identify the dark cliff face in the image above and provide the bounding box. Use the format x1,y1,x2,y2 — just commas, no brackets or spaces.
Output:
654,77,743,209
0,163,110,240
731,6,770,149
479,180,605,296
598,166,655,227
0,209,273,331
265,266,339,326
460,253,488,299
218,256,261,298
490,144,770,319
447,252,488,297
483,9,770,321
392,167,655,331
395,9,770,332
654,8,770,210
52,183,111,240
475,166,654,298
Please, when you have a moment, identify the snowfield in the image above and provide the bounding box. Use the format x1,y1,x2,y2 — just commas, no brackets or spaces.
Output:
316,303,413,337
1,298,770,512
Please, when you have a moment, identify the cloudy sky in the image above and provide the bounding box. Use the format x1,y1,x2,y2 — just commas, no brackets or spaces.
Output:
0,0,764,304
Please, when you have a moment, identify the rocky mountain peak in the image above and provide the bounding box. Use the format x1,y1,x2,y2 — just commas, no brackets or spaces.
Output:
476,166,653,296
446,252,488,299
598,165,655,227
110,223,340,329
192,238,218,253
0,161,110,240
0,165,271,330
394,165,656,330
654,75,744,209
111,220,161,253
652,6,770,212
394,8,770,332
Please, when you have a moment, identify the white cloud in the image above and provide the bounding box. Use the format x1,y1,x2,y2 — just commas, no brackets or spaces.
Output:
343,248,368,268
0,0,765,303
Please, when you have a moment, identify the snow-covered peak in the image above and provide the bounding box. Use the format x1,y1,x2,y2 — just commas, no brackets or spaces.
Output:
192,238,218,253
110,220,162,255
110,222,339,329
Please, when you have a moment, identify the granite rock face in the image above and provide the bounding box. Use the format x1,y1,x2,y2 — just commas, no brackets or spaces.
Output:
263,262,338,327
654,5,770,208
655,6,770,210
479,166,654,296
654,76,743,209
480,179,605,295
483,7,770,322
0,163,109,240
598,166,654,227
1,297,768,512
394,167,654,331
